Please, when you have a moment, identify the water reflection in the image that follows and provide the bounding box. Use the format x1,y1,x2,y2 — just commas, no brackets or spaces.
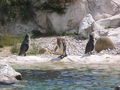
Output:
0,66,120,90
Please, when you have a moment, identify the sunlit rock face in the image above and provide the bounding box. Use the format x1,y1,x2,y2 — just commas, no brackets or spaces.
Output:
78,14,95,39
0,0,120,36
96,14,120,28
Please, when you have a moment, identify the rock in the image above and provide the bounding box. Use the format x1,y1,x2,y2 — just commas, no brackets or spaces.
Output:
1,0,120,36
78,14,95,39
93,22,108,39
87,0,120,20
97,14,120,28
107,27,120,44
0,22,39,37
115,86,120,90
0,76,17,85
39,48,52,54
0,63,22,85
95,37,115,52
2,54,120,70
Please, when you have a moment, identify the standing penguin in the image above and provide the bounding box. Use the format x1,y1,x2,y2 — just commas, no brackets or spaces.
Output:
19,34,30,56
85,33,94,54
58,38,67,59
54,38,67,59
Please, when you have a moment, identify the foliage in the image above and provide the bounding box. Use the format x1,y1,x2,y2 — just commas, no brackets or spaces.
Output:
31,29,59,38
0,45,4,48
0,0,77,25
105,26,113,29
0,0,35,25
27,43,41,55
11,44,20,54
31,30,44,38
0,35,23,48
40,1,66,14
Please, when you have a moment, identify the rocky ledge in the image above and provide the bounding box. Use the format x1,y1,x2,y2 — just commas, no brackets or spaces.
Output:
0,63,22,85
0,54,120,70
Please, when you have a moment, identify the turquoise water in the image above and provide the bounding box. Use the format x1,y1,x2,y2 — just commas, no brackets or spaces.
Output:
0,66,120,90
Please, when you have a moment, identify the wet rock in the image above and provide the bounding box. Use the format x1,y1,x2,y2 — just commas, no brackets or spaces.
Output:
0,76,18,85
115,86,120,90
0,63,22,85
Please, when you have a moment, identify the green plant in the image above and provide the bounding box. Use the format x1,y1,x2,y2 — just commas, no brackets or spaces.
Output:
18,0,35,22
27,43,43,55
0,0,35,25
0,35,23,48
31,29,59,38
40,1,66,14
31,30,44,38
105,26,113,29
0,45,3,48
11,44,20,54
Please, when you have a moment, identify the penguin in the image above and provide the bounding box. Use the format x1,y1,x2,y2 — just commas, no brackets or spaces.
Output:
54,38,67,59
85,34,94,54
19,34,30,56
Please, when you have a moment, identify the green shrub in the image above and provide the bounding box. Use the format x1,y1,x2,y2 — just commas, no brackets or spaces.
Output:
0,0,35,25
40,1,66,14
31,30,44,38
105,26,113,29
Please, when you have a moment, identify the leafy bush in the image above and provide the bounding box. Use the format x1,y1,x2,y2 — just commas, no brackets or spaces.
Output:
0,0,35,25
105,26,113,29
40,1,66,14
31,30,44,38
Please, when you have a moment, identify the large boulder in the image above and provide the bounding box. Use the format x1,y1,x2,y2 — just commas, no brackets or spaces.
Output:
97,14,120,28
87,0,120,20
95,37,115,53
78,14,95,38
0,63,22,85
93,22,108,39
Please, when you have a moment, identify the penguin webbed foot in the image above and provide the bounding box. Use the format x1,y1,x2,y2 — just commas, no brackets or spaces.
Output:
58,55,67,59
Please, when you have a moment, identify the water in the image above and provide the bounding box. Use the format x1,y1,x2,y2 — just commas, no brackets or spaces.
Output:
0,66,120,90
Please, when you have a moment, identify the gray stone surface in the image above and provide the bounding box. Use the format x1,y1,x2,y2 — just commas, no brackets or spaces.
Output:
0,63,22,85
78,14,95,38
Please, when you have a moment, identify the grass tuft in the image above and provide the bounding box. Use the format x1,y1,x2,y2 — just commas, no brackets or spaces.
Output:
104,26,113,29
0,36,23,48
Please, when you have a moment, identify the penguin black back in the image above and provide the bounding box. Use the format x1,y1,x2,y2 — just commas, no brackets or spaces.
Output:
85,34,94,54
19,34,30,56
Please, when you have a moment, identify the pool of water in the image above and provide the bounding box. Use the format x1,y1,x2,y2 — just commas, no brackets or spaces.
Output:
0,66,120,90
